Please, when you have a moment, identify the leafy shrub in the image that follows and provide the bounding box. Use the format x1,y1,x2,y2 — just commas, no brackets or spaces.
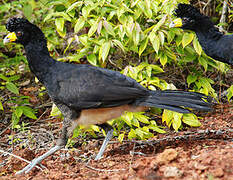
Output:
1,0,232,142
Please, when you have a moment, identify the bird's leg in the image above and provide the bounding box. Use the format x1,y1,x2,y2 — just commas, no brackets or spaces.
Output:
16,105,79,175
95,123,114,160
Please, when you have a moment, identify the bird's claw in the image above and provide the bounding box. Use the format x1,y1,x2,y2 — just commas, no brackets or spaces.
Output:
15,159,43,175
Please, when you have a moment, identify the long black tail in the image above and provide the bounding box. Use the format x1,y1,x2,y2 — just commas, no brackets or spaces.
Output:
139,90,212,113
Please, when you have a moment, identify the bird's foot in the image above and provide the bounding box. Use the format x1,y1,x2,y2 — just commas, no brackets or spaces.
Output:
15,158,44,175
15,145,62,175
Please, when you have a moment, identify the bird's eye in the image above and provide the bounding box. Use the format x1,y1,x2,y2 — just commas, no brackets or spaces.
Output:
183,17,189,22
16,31,22,36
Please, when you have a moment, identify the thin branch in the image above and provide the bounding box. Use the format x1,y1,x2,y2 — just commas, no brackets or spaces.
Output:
0,149,46,170
219,0,228,32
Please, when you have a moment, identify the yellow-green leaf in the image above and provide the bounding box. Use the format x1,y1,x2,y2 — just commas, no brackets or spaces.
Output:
159,54,167,66
182,114,201,127
198,57,208,71
99,41,111,62
87,54,97,66
103,21,115,36
193,36,202,55
139,37,149,56
162,109,173,127
149,32,160,54
74,17,85,33
172,112,182,131
182,32,194,48
55,18,64,32
88,19,99,37
50,104,62,117
0,101,3,111
187,74,197,87
118,133,125,143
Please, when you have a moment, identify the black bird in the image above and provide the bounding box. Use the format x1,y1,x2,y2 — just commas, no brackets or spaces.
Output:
170,3,233,65
3,18,212,174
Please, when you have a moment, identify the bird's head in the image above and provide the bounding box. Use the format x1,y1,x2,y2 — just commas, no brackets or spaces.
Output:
3,18,45,46
170,3,204,30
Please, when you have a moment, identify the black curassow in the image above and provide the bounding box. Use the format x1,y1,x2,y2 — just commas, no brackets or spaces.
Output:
170,3,233,65
3,18,212,174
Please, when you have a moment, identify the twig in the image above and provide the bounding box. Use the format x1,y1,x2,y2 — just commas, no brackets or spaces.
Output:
130,129,233,147
129,142,136,172
219,0,228,32
0,123,12,137
0,149,46,171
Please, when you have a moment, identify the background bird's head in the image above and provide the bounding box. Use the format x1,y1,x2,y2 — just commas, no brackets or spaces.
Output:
4,18,46,46
170,3,207,31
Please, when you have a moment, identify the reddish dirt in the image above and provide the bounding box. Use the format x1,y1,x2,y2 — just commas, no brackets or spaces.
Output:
0,104,232,180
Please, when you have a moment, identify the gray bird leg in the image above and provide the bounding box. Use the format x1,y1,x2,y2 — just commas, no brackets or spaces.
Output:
15,145,63,175
95,124,114,160
16,104,79,175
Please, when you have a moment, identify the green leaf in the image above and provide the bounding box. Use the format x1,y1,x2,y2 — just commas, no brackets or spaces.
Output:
88,19,99,37
139,37,149,56
187,74,197,87
122,112,133,126
128,129,136,139
162,109,173,127
151,15,166,33
74,17,85,33
132,118,140,127
149,125,166,133
21,106,37,119
0,101,3,111
158,31,165,46
159,54,167,66
198,57,208,71
112,40,125,52
182,114,201,127
12,112,19,127
50,104,62,117
103,21,115,36
135,128,144,139
118,133,124,143
66,1,83,12
227,85,233,101
15,107,23,118
44,12,72,22
182,32,194,48
144,8,152,18
149,32,160,54
55,18,64,32
132,28,140,46
172,112,182,131
87,54,97,66
193,36,202,55
6,82,19,95
100,41,111,62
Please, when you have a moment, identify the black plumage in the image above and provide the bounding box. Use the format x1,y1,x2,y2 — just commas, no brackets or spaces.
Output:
171,3,233,65
3,18,212,174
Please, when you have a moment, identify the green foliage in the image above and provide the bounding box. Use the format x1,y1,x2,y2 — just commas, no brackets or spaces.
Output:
1,0,232,144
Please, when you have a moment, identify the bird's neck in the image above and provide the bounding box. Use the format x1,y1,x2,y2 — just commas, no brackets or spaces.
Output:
24,41,56,83
194,23,223,54
194,18,223,42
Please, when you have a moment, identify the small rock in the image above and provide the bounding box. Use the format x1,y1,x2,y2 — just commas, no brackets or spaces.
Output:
211,168,224,177
156,149,178,165
193,162,208,170
163,166,183,178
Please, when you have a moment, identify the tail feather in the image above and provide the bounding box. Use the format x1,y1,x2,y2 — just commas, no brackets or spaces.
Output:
138,90,212,113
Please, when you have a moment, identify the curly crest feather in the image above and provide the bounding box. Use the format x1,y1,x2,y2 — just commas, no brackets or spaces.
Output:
6,18,30,32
